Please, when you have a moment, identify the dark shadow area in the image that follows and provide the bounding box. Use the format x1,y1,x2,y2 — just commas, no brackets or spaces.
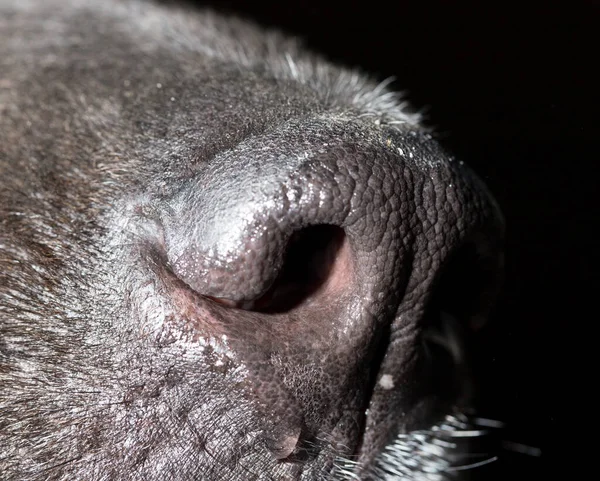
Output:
192,1,595,477
250,225,346,313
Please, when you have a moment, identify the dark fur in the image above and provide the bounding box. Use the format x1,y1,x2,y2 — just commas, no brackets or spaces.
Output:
0,1,504,479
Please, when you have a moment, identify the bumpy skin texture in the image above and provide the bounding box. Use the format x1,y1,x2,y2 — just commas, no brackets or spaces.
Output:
0,1,504,480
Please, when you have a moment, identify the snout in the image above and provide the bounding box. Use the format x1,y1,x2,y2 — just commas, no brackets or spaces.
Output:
153,116,504,476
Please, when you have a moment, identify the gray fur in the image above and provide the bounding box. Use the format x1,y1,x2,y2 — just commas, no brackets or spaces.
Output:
0,1,504,479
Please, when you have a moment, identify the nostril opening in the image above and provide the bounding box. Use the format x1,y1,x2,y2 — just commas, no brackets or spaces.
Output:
429,236,503,330
244,225,348,313
422,235,503,398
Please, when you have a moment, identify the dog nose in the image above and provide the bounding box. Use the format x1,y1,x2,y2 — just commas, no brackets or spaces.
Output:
156,117,504,463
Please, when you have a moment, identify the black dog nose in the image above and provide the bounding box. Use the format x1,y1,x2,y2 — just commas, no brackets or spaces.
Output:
156,116,504,462
161,117,501,325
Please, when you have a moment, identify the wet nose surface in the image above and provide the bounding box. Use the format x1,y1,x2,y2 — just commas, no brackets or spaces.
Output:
154,116,504,469
162,117,405,309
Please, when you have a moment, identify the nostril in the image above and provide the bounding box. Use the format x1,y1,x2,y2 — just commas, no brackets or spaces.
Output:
422,234,502,351
213,225,351,313
421,234,503,394
429,235,503,331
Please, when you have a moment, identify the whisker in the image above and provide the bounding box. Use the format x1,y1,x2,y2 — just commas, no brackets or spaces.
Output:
450,456,499,471
329,412,541,480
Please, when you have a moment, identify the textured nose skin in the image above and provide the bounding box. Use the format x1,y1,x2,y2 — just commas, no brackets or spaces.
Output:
162,117,408,309
156,115,503,466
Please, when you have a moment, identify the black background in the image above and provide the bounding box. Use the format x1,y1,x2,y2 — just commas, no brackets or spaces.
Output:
195,1,597,478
